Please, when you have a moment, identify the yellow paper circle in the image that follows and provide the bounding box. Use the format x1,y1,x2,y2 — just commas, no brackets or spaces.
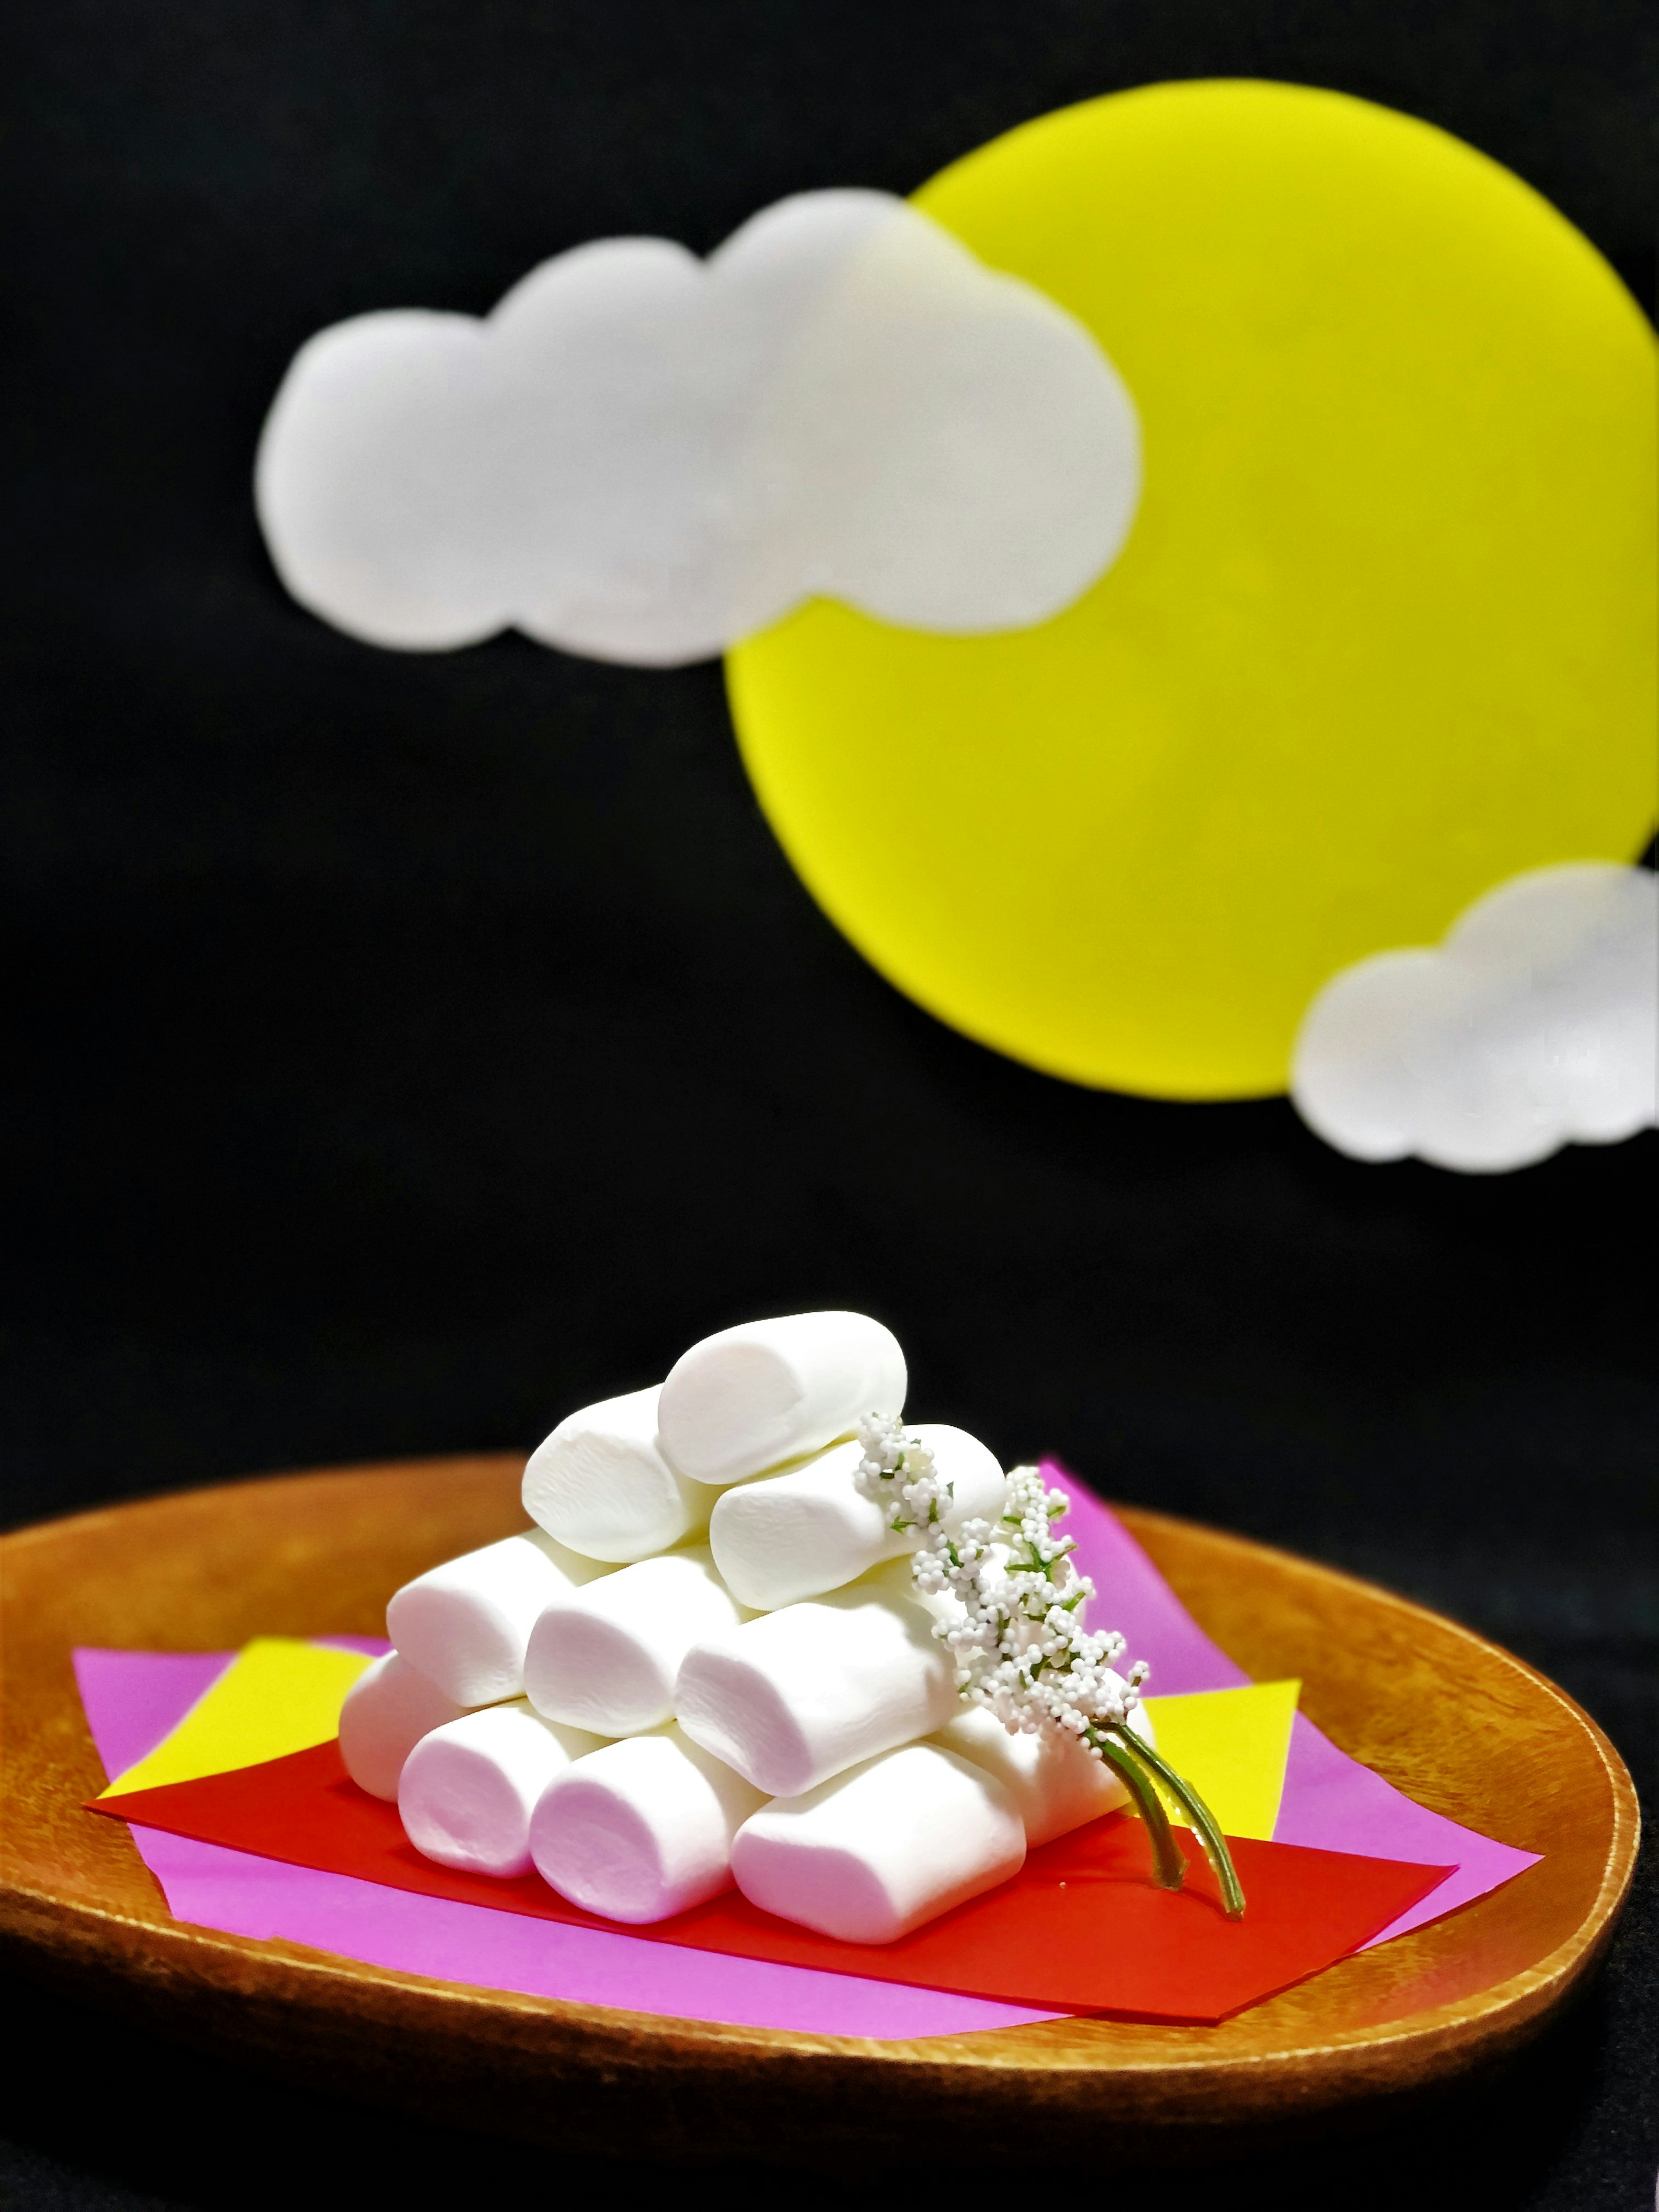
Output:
725,82,1657,1098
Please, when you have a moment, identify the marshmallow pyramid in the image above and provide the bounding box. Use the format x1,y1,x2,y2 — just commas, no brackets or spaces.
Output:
353,1310,1135,1942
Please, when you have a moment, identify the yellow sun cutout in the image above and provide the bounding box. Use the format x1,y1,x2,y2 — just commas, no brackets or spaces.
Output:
725,80,1657,1099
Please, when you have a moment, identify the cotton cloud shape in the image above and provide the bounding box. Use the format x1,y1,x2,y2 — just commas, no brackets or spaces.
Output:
254,190,1141,666
1291,864,1658,1172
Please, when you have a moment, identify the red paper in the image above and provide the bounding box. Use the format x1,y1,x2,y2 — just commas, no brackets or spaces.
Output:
90,1744,1450,2023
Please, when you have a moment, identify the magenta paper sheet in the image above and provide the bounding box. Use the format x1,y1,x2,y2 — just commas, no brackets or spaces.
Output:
73,1482,1538,2030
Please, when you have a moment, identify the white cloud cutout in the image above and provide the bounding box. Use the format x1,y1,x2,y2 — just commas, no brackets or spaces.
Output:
1291,864,1658,1172
254,190,1140,666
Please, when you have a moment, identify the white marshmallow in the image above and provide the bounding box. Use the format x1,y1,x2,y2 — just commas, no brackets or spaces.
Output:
675,1568,957,1796
657,1311,906,1486
398,1699,607,1877
732,1742,1026,1943
931,1705,1136,1846
386,1528,614,1706
710,1424,1005,1610
530,1724,766,1922
523,1545,750,1737
337,1652,474,1801
522,1385,722,1563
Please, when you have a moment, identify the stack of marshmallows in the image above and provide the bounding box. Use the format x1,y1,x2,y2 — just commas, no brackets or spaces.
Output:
340,1312,1143,1944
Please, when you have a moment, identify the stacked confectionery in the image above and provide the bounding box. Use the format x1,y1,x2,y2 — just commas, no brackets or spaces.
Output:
339,1312,1147,1942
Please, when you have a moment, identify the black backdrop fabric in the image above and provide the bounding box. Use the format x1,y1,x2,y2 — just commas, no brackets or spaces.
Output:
3,2,1655,2206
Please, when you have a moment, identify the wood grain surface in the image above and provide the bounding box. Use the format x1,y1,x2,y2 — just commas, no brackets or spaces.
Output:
0,1456,1638,2165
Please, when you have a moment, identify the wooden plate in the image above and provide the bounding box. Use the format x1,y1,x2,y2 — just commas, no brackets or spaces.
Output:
0,1455,1637,2164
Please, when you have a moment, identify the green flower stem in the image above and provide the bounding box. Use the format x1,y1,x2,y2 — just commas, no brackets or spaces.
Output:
1084,1729,1188,1892
1101,1725,1247,1920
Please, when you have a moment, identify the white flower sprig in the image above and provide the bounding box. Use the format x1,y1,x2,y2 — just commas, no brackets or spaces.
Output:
855,1413,1245,1916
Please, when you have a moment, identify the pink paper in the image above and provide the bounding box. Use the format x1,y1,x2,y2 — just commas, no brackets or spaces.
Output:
72,1647,1058,2039
1049,1466,1541,1943
71,1647,232,1780
1060,1484,1252,1694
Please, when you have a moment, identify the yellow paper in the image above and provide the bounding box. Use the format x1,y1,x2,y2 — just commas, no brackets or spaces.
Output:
99,1638,375,1798
1140,1678,1301,1840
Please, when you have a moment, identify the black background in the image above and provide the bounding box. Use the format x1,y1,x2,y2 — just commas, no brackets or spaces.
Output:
3,1,1655,2205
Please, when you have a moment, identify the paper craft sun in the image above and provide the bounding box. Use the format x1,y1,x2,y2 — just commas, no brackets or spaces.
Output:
726,83,1656,1105
257,79,1656,1163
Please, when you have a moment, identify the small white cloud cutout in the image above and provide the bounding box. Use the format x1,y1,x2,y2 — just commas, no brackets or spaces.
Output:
1292,863,1658,1173
254,190,1140,666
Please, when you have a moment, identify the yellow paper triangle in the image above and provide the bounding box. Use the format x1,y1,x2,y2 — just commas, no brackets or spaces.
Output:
99,1637,375,1798
1139,1679,1301,1840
